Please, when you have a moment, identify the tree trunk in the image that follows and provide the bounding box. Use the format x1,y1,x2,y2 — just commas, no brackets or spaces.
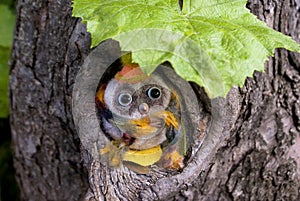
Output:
9,0,90,200
10,0,300,200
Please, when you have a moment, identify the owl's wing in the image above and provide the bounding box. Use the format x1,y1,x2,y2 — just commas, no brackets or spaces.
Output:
96,84,124,140
102,117,123,140
165,125,179,144
165,91,187,156
166,92,181,122
159,125,186,170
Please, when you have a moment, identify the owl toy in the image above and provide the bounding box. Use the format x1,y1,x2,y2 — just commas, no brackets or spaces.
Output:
95,63,185,172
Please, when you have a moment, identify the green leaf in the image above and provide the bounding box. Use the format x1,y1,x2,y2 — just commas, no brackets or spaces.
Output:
0,46,10,118
0,4,15,47
72,0,300,98
0,4,14,118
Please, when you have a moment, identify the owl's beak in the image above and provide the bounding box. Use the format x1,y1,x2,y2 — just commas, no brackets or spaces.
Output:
138,103,149,114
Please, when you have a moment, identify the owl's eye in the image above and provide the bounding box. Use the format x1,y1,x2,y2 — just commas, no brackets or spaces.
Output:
118,93,132,106
147,87,161,100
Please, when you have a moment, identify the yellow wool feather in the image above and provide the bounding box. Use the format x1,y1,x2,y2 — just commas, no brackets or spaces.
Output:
155,111,178,129
123,145,162,166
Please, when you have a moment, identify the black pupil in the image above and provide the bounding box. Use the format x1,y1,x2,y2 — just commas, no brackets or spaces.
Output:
120,94,131,105
149,88,160,99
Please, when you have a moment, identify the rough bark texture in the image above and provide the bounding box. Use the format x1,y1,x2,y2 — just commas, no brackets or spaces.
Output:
10,0,300,201
10,0,90,200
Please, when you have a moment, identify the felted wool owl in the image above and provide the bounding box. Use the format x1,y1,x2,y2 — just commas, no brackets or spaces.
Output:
95,63,184,172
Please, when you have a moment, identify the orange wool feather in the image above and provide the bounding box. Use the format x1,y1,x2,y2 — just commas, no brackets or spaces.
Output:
115,64,148,84
95,84,106,104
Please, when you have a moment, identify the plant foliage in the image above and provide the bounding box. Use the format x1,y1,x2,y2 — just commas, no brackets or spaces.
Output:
72,0,300,97
0,4,15,117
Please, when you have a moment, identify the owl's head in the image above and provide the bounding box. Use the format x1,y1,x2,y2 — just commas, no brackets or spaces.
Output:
103,64,171,119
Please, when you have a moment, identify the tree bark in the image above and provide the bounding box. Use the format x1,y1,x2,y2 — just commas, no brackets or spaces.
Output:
10,0,300,201
10,0,90,200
